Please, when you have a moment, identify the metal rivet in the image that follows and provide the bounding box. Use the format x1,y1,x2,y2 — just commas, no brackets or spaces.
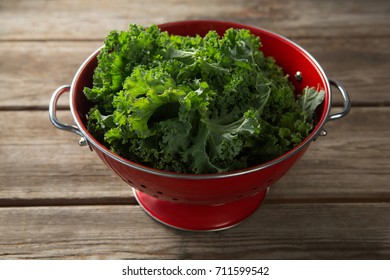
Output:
78,137,88,146
295,71,303,83
320,129,327,137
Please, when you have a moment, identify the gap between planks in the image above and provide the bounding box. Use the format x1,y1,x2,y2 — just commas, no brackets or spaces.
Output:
2,196,390,208
0,197,137,208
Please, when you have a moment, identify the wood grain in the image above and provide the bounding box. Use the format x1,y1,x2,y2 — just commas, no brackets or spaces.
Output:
1,0,389,40
0,41,102,108
1,108,389,204
1,0,389,260
0,110,131,204
1,37,390,108
0,204,389,259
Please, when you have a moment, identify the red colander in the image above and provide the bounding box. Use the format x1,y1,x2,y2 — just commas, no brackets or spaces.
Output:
49,20,350,231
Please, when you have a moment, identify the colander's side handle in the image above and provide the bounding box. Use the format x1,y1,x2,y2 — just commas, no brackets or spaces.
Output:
49,85,89,147
327,79,351,121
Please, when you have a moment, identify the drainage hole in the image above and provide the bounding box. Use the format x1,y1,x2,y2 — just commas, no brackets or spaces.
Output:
157,191,163,195
140,184,147,189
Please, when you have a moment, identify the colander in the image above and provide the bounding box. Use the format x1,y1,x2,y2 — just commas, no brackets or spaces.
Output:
49,20,350,231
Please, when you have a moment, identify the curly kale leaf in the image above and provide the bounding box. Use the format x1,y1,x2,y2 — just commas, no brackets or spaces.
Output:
298,86,325,120
84,24,325,174
84,24,167,113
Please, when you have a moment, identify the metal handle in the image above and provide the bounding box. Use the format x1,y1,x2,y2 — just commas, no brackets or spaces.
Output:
49,85,84,137
327,79,351,121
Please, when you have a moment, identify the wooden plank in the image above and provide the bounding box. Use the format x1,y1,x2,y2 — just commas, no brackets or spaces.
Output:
0,41,102,108
0,203,389,259
295,37,390,106
0,110,132,204
1,0,389,40
1,37,389,108
1,108,389,204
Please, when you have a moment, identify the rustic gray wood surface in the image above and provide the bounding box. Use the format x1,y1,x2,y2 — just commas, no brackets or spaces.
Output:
0,0,389,259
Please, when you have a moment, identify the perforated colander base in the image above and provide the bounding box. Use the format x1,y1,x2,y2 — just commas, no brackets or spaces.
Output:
133,188,268,231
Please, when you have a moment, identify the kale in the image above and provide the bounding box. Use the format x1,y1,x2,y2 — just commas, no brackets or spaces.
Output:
84,24,324,174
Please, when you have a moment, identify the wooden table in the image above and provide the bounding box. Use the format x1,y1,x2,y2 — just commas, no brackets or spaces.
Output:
1,0,389,259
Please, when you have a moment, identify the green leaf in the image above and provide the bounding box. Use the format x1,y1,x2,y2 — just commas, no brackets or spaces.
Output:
298,86,325,118
84,24,326,174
